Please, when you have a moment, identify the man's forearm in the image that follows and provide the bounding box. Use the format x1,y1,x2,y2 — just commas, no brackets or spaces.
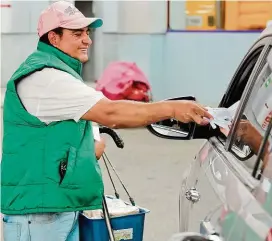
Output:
105,100,174,128
83,99,174,128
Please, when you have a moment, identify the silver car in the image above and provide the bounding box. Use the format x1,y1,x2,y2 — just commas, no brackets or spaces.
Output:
147,26,272,241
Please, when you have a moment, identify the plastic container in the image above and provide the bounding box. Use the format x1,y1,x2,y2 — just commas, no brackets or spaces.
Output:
79,197,150,241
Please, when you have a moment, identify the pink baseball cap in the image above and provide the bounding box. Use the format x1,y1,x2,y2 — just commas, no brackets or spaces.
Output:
37,1,103,37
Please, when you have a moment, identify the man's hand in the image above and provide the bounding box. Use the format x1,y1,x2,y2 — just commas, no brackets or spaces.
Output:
171,100,213,125
95,138,106,160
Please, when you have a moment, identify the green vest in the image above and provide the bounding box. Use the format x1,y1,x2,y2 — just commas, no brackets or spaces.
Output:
1,41,104,215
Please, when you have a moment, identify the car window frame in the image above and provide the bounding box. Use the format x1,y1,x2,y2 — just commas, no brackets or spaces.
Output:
219,46,264,109
219,37,272,109
225,42,272,150
214,39,268,148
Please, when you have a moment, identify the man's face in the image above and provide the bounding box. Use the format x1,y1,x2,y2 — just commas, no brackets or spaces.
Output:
51,27,92,63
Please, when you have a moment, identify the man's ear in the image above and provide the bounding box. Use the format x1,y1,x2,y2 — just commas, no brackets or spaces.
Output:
48,31,59,47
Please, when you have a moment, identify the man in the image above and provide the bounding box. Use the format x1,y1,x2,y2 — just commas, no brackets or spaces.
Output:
1,1,213,240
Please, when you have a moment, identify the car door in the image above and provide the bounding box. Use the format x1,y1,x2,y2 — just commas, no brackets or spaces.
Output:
178,36,272,241
218,45,272,241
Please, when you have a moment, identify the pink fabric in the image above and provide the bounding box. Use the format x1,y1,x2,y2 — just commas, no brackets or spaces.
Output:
37,1,102,37
96,62,151,101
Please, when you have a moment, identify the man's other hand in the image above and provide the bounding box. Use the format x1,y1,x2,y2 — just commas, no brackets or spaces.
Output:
95,138,106,160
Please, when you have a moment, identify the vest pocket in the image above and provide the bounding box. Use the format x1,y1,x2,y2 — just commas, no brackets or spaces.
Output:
59,146,77,187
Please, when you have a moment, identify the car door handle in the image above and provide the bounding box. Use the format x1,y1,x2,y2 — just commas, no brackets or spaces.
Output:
185,187,201,203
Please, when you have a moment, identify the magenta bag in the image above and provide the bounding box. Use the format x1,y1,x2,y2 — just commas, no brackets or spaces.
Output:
95,62,152,102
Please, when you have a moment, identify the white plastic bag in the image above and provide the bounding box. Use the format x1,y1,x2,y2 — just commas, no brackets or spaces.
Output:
83,197,139,219
105,197,139,217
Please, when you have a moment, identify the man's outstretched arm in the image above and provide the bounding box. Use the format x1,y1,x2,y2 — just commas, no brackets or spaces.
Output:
81,98,213,128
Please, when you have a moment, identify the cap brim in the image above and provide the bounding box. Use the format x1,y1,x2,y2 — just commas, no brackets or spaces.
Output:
60,17,103,30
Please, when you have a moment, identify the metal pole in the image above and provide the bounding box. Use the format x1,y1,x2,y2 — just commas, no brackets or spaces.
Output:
102,196,115,241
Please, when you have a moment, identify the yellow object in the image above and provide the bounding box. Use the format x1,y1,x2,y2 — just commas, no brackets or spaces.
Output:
224,1,272,30
185,0,217,30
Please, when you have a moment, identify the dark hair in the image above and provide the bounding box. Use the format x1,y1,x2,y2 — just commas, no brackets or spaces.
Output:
39,27,64,45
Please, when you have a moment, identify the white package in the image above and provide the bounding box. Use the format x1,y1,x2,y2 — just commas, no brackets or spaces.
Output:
83,197,140,219
206,101,240,130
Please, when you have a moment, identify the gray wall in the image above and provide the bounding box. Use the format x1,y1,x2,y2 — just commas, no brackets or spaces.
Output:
92,1,260,105
1,0,74,88
1,1,51,87
92,32,259,105
1,34,39,86
1,1,261,107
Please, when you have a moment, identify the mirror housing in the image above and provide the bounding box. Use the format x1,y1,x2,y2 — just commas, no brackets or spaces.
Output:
146,119,196,140
146,96,220,140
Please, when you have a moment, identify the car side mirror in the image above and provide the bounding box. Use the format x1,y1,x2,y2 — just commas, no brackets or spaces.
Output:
146,119,195,140
146,96,220,140
146,96,197,140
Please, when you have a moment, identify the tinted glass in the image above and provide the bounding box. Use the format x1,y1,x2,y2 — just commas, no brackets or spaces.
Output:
229,50,272,174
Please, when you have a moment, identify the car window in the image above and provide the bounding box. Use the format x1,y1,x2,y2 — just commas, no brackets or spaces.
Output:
220,46,264,109
229,49,272,175
217,45,266,145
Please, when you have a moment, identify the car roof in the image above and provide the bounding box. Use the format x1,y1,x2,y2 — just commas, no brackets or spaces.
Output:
247,25,272,52
259,25,272,39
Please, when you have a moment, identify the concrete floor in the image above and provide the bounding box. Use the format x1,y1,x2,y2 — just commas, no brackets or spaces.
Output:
100,128,206,241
